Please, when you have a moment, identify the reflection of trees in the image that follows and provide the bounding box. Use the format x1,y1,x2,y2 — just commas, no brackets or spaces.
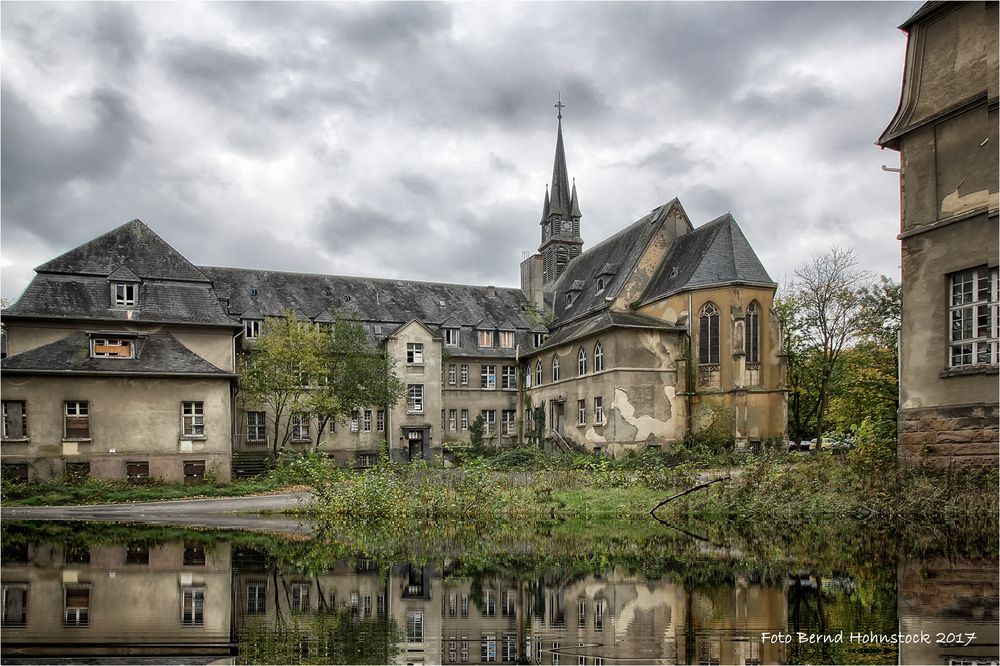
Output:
238,605,402,665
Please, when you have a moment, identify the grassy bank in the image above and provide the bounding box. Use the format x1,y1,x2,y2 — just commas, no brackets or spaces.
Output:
4,447,997,524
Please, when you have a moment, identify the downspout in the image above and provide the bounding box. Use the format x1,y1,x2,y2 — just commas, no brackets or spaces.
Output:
231,325,243,457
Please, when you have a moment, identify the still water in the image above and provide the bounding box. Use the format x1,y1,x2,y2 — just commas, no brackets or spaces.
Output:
1,518,996,665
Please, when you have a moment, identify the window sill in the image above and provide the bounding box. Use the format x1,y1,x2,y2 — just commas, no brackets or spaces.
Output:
62,438,92,443
940,364,999,378
290,439,312,444
407,411,424,416
2,438,30,443
180,435,208,441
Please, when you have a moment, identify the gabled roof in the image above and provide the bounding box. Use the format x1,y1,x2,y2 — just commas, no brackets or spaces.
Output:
640,213,775,304
107,265,140,282
529,321,549,333
475,318,497,330
36,219,209,282
439,316,461,329
240,304,264,320
549,199,683,326
312,308,336,324
1,332,235,377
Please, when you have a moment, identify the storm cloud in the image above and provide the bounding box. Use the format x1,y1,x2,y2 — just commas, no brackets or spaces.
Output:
1,1,914,302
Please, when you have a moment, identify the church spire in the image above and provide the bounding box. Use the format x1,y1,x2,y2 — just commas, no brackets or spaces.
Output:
548,94,572,218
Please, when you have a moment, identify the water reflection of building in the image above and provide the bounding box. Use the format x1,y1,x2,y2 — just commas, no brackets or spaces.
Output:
1,540,233,660
2,543,787,665
898,557,1000,666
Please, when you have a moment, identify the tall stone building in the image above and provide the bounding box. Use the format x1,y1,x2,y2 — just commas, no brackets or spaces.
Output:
1,104,786,481
878,0,999,465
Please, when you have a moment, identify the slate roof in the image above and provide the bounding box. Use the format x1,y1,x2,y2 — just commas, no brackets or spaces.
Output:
899,1,944,28
36,219,210,282
639,213,775,304
534,310,683,353
549,199,681,326
1,332,235,377
199,266,534,330
3,274,238,327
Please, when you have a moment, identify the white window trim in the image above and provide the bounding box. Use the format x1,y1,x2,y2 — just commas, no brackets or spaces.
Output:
949,267,999,367
181,401,205,438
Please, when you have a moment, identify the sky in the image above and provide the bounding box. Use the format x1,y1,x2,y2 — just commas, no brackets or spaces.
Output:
0,1,918,303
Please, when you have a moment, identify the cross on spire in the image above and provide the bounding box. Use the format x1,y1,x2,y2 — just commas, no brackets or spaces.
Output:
554,92,565,119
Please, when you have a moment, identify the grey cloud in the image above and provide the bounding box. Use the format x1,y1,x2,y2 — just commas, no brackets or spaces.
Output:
160,38,268,107
399,174,440,200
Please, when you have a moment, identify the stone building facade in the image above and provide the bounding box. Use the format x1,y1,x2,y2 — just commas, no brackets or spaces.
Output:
1,107,786,480
878,0,999,465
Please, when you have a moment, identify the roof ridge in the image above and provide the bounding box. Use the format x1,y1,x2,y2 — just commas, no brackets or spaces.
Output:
198,264,522,293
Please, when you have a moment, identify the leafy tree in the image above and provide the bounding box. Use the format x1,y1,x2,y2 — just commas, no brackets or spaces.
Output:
240,311,405,455
469,414,486,451
789,248,870,444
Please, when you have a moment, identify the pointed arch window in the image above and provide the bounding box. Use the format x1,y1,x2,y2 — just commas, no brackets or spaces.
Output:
552,357,561,382
535,361,543,386
577,348,587,375
698,303,721,388
594,342,604,372
745,302,761,386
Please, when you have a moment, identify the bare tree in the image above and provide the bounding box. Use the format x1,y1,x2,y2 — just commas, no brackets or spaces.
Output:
792,248,870,444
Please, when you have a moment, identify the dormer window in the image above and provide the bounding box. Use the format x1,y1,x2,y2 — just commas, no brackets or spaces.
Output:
532,332,547,348
499,331,514,349
596,278,605,292
443,328,460,347
91,337,133,359
244,319,262,339
478,330,495,348
113,283,136,307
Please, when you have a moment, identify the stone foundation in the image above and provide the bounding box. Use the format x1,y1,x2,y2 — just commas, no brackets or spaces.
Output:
898,402,999,466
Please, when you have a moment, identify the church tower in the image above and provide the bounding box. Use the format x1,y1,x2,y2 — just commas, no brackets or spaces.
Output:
520,97,583,310
538,98,583,285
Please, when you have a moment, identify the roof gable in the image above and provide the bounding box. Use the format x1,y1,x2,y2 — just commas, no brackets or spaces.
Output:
36,219,209,282
640,213,775,304
107,265,140,282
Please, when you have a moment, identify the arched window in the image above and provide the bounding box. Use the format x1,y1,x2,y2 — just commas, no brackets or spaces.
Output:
699,303,720,364
745,302,760,363
594,341,604,372
535,360,543,386
552,356,561,382
577,347,587,375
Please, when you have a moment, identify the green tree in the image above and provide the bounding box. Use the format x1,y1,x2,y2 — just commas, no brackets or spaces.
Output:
790,248,870,444
240,311,405,455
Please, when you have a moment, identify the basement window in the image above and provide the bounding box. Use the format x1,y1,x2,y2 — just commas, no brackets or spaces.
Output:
126,461,149,484
183,460,205,485
64,462,90,482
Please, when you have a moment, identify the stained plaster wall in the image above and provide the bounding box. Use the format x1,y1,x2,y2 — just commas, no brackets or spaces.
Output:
638,285,787,443
525,327,686,455
0,374,232,482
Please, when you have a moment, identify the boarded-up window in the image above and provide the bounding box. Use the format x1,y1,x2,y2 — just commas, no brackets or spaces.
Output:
64,586,90,626
2,464,28,483
64,402,90,439
2,584,28,626
64,462,90,482
91,338,133,358
126,461,149,484
2,401,27,439
183,460,205,485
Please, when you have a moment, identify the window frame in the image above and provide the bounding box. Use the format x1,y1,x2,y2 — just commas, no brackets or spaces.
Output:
594,396,604,424
406,342,424,364
949,267,999,367
244,319,262,339
501,365,517,389
460,364,469,386
499,330,515,349
481,365,497,389
407,384,424,413
443,327,460,347
594,341,604,372
376,408,385,431
247,411,267,444
478,330,495,348
363,409,372,432
64,401,90,440
460,409,469,431
535,361,543,386
448,364,457,385
577,347,587,375
91,337,134,359
113,282,136,307
577,400,586,425
481,410,496,436
502,409,516,435
552,357,561,382
181,401,205,437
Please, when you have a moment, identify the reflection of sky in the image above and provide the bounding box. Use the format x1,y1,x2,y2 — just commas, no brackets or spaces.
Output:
1,3,915,303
